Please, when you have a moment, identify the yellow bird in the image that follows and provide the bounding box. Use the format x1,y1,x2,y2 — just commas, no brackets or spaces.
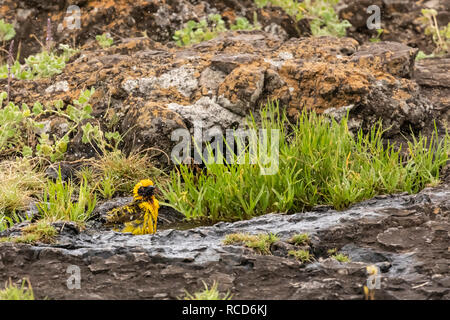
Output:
105,179,159,235
363,265,379,300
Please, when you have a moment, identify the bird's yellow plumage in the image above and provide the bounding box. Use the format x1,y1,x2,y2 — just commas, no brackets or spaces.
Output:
105,179,159,235
363,265,379,300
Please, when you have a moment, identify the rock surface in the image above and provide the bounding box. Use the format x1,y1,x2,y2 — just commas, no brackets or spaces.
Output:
2,32,438,160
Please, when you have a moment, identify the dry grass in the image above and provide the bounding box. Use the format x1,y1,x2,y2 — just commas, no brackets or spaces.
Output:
0,159,45,215
81,150,166,197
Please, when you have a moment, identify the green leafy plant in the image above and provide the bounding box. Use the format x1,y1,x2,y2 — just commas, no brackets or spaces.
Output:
254,0,351,37
370,29,384,43
182,281,232,300
0,160,44,220
0,19,15,42
0,279,34,300
0,88,96,161
173,14,259,46
230,17,257,31
96,33,114,48
161,100,449,222
0,44,78,79
417,9,450,59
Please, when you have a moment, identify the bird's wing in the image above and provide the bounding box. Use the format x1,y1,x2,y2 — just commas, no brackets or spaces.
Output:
105,201,145,224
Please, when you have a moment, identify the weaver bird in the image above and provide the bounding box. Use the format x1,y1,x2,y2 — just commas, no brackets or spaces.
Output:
363,265,379,300
105,179,159,235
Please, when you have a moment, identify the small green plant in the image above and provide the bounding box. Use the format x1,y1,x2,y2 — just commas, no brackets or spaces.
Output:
0,44,78,79
96,33,114,48
289,233,310,245
0,279,34,300
182,281,232,300
370,29,384,43
230,17,257,31
0,88,95,161
173,14,259,46
416,51,435,61
288,249,312,263
331,253,351,262
223,232,279,255
327,248,337,255
0,19,15,42
254,0,351,37
418,9,449,58
38,169,96,223
0,160,44,231
81,122,122,153
98,173,116,199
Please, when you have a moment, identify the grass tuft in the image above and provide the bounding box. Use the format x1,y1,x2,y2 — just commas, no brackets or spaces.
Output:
0,278,34,300
182,281,232,300
223,232,279,255
288,249,312,263
38,168,96,223
88,150,164,197
289,233,310,245
331,253,351,263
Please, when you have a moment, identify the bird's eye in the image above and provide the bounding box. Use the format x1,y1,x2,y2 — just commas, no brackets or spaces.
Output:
138,187,146,196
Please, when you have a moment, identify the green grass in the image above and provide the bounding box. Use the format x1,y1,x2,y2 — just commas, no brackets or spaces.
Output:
223,232,279,255
331,253,350,262
289,233,310,245
0,160,44,214
86,150,165,198
162,100,449,222
288,249,312,263
0,279,34,300
37,169,96,223
0,160,45,231
182,281,232,300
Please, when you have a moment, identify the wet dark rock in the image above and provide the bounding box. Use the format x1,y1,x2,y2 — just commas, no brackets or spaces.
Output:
340,243,390,264
414,57,450,132
270,241,297,257
45,162,78,181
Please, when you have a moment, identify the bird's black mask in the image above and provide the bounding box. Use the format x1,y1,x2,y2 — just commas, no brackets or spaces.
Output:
138,185,155,201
